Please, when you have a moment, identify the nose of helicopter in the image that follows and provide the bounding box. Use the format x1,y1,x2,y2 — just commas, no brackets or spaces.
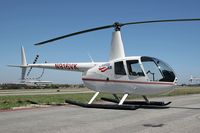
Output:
141,56,176,83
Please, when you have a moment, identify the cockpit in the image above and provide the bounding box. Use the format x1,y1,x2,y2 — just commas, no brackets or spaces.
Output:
140,56,176,82
114,56,176,82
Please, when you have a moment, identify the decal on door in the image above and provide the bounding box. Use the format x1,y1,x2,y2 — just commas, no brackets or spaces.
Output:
98,63,112,72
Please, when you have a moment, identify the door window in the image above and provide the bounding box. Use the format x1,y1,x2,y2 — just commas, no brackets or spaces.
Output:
126,60,145,76
114,61,126,75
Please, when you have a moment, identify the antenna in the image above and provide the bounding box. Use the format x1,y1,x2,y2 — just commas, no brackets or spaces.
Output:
87,53,94,63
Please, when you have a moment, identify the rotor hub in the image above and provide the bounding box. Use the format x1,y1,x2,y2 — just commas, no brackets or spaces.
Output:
114,22,121,31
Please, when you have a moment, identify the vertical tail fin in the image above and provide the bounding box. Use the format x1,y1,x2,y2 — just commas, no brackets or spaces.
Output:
21,46,27,66
21,46,27,81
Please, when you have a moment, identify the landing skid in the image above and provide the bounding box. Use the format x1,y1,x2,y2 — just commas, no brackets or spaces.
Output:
101,97,171,106
65,99,138,110
101,97,171,109
65,92,171,110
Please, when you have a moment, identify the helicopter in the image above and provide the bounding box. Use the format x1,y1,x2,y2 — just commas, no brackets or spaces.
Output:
10,18,200,109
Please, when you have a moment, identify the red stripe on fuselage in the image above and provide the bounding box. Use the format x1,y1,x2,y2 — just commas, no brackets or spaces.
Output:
82,78,175,85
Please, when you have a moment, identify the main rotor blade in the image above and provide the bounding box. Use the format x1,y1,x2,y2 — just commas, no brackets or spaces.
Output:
34,24,114,45
34,18,200,46
121,18,200,26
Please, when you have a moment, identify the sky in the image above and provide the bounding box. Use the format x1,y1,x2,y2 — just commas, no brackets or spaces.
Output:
0,0,200,84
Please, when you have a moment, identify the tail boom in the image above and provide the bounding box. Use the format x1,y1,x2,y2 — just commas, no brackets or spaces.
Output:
27,62,97,72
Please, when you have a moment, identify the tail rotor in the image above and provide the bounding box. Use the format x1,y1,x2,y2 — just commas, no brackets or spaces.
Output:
26,54,39,77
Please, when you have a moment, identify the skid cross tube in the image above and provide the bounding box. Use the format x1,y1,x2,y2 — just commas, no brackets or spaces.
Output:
113,94,120,101
88,92,99,104
118,93,129,105
143,95,150,103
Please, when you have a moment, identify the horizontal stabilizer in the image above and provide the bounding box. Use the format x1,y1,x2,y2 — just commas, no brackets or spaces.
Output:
7,65,28,68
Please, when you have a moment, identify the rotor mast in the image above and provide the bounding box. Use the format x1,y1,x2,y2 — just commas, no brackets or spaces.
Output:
109,22,125,61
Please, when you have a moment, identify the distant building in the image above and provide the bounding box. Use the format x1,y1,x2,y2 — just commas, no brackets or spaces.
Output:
189,75,200,85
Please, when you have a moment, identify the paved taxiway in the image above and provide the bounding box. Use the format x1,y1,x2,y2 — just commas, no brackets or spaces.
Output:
0,94,200,133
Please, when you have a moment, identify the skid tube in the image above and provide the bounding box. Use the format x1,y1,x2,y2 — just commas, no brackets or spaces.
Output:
65,99,139,110
101,97,171,109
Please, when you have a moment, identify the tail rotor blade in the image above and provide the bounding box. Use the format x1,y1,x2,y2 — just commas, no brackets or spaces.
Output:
26,67,32,77
26,54,39,77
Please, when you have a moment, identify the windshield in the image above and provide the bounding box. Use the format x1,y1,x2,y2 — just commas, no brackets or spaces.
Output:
141,56,176,82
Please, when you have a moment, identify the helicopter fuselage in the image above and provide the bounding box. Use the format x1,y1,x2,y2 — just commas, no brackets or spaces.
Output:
83,56,176,95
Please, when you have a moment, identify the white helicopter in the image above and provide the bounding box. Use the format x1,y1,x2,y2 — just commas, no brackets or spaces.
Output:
10,18,200,109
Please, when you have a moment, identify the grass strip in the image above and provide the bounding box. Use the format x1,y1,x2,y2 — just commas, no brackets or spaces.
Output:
0,87,200,110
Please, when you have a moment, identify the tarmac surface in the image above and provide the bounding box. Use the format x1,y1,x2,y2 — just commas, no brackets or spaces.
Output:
0,94,200,133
